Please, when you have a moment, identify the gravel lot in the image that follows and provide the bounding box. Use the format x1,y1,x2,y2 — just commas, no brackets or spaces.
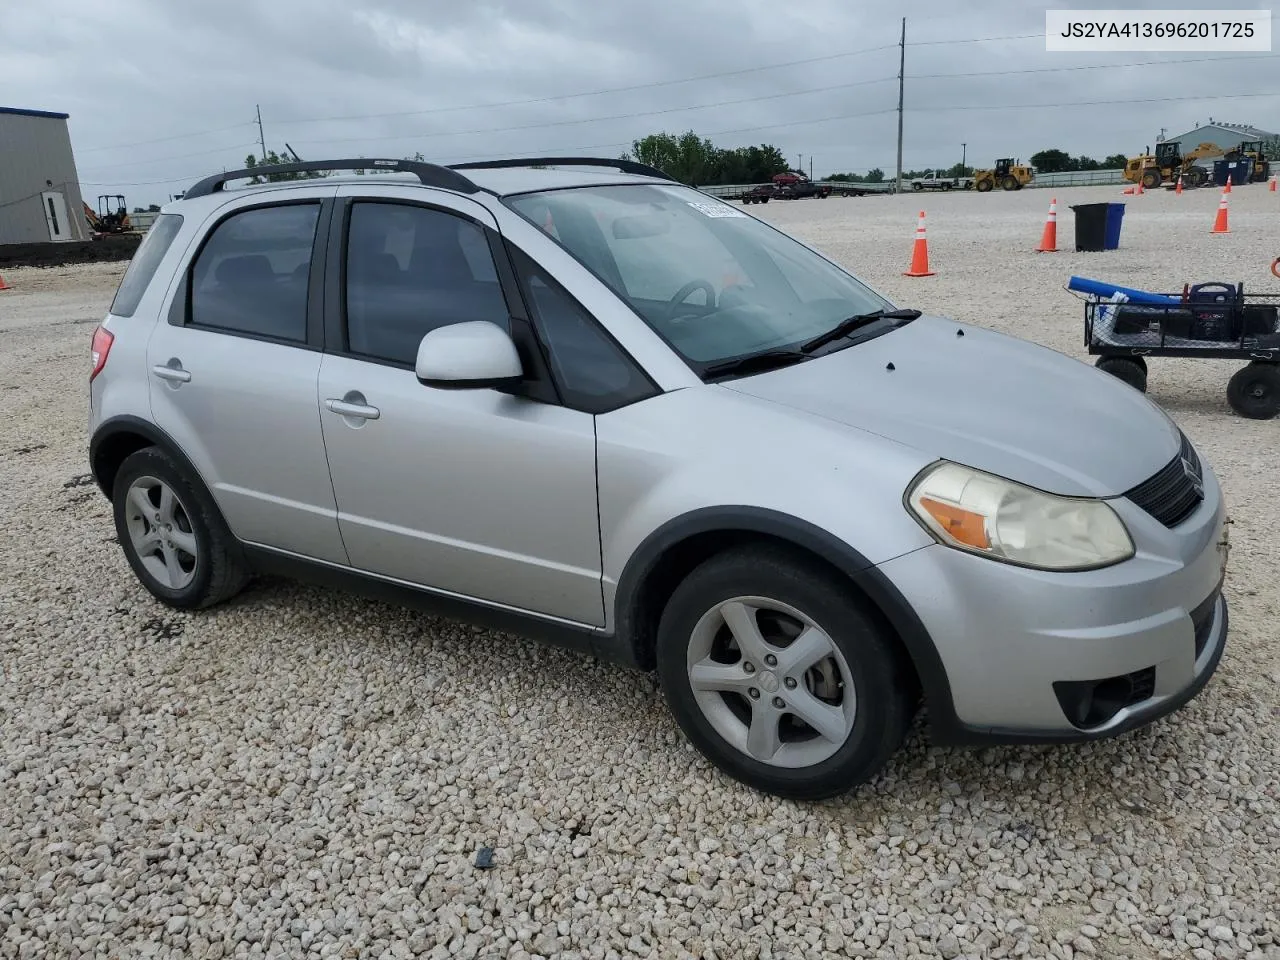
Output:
1,185,1278,960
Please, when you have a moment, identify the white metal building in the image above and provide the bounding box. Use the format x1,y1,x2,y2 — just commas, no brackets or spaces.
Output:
0,106,91,246
1161,120,1277,157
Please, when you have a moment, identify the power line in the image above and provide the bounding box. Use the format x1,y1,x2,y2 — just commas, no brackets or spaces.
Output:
77,121,258,154
912,52,1279,80
262,30,1042,129
288,78,899,147
80,142,261,174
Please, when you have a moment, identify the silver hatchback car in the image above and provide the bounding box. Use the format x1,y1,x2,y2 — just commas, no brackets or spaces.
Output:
88,157,1230,799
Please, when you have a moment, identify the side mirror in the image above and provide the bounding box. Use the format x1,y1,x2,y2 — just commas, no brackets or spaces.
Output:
414,321,523,390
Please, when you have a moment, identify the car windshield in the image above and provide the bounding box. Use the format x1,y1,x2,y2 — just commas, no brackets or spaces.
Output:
505,183,894,369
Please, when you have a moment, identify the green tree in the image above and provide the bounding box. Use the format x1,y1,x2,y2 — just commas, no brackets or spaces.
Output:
1104,153,1130,168
865,167,885,183
624,131,788,185
243,149,325,183
1030,149,1073,173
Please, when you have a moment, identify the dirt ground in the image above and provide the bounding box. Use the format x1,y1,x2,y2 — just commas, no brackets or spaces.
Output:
0,183,1277,960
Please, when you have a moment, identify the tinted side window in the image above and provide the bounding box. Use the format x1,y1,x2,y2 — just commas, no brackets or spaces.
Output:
110,213,184,317
189,203,319,342
344,203,509,365
513,250,656,414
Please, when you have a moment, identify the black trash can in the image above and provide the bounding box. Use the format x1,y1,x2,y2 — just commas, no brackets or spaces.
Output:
1071,203,1110,252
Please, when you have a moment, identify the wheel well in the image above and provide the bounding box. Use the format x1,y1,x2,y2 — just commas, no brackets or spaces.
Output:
624,530,921,699
91,430,156,497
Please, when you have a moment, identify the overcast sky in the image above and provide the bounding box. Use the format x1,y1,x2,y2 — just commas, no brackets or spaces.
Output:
6,0,1279,206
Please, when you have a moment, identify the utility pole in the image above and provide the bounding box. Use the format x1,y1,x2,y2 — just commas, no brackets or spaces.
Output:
810,157,814,180
256,105,267,162
961,143,966,175
896,17,906,193
798,153,803,174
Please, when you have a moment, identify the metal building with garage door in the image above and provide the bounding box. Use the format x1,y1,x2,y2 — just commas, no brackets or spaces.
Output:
0,106,91,246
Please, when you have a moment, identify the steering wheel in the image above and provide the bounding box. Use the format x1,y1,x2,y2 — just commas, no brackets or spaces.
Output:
666,279,717,320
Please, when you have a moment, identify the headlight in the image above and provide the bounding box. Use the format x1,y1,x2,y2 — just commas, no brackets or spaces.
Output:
905,461,1134,571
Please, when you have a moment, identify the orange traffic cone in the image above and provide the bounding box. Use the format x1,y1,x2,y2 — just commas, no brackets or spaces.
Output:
0,275,11,291
1122,186,1135,195
1135,178,1144,195
903,210,935,277
1036,197,1058,252
1211,189,1230,233
1175,175,1183,195
1224,175,1232,194
1270,175,1277,192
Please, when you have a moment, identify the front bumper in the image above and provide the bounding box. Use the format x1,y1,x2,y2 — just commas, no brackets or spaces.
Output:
880,468,1230,745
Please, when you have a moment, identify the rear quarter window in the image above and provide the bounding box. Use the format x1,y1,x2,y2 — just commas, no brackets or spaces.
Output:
109,213,185,318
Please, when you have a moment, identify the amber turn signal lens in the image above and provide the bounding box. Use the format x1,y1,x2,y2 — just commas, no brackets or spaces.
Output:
917,497,990,550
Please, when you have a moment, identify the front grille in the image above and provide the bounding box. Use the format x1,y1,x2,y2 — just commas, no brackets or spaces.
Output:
1191,588,1220,660
1125,431,1203,528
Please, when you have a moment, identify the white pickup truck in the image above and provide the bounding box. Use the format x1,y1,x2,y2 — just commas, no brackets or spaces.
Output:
909,170,974,191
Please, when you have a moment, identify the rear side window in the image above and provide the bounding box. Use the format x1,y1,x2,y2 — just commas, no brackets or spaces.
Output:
189,203,320,342
109,213,184,317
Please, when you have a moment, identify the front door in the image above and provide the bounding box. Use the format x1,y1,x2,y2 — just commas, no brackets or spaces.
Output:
42,191,71,241
316,190,604,625
146,192,349,565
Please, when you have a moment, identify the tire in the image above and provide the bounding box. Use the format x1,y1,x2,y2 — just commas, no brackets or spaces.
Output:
912,182,923,191
1002,175,1019,191
1141,169,1162,190
1226,362,1280,419
1095,356,1149,392
655,546,916,800
112,446,250,609
976,178,992,193
942,181,953,190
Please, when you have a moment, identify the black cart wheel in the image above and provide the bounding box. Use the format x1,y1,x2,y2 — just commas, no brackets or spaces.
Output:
1227,362,1280,419
1096,356,1148,393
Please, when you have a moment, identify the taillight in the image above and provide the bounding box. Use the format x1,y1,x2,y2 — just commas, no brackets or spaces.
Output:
90,325,114,381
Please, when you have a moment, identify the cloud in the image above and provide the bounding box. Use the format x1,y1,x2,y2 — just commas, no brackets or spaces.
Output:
4,0,1277,204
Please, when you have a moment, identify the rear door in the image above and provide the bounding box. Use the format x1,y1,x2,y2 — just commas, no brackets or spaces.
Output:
146,187,349,564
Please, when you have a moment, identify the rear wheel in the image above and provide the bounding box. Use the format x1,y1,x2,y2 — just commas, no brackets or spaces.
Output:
655,546,916,800
1141,169,1162,190
112,447,250,609
1096,356,1148,392
1226,362,1280,419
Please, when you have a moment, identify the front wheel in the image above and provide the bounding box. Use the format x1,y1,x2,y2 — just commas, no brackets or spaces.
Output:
1141,169,1162,190
655,547,916,800
1227,362,1280,419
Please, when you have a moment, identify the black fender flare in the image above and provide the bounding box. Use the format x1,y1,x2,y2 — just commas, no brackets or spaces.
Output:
89,414,211,502
612,506,960,737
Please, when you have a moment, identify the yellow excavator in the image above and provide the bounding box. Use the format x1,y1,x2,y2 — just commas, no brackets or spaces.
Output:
972,158,1034,192
83,195,132,235
1123,141,1222,189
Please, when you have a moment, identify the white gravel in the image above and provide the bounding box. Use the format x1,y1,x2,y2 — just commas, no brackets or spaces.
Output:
2,187,1278,960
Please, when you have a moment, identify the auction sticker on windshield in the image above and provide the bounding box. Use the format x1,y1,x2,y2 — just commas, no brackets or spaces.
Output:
686,200,747,218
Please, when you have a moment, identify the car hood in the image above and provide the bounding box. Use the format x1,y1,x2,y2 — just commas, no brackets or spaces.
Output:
721,315,1180,497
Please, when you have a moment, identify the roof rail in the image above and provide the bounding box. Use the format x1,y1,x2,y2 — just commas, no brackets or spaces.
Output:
448,156,678,183
184,158,482,199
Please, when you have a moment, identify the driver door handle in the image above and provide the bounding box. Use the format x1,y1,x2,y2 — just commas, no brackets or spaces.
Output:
325,398,380,420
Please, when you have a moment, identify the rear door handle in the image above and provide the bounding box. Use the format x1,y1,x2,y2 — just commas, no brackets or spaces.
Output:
325,398,380,420
151,363,191,383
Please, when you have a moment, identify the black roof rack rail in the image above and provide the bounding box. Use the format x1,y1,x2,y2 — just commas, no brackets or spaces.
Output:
448,156,678,183
184,158,482,199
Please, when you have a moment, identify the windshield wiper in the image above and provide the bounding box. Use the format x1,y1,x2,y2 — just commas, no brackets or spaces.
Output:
702,349,810,380
799,308,922,354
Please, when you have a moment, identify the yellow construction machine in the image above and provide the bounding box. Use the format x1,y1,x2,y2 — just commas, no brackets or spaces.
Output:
1224,140,1271,182
1123,141,1222,190
972,158,1034,192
